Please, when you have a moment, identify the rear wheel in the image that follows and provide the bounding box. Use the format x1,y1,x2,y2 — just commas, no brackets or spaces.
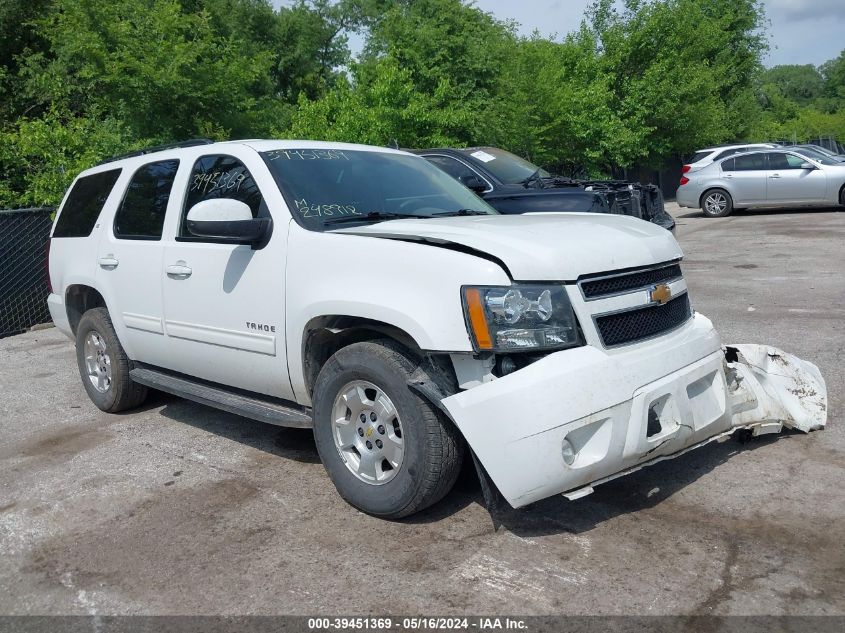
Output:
75,308,147,412
701,189,733,217
312,339,463,519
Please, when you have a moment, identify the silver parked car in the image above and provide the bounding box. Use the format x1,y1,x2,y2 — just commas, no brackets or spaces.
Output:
684,143,776,173
676,149,845,217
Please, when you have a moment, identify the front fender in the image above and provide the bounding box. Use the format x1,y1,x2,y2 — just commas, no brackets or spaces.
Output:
285,223,510,404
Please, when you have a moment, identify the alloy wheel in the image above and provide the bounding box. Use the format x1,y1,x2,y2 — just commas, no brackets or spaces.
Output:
331,380,405,485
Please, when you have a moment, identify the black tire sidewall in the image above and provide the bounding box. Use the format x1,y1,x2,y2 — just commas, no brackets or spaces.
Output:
75,308,128,411
312,345,433,517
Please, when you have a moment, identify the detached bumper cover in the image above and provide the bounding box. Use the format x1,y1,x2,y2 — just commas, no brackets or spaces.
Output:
441,319,827,508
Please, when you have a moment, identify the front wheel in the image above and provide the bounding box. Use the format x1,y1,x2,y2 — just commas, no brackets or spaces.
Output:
312,339,464,519
701,189,733,218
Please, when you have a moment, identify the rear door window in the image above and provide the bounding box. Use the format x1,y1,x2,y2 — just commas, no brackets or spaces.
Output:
53,169,122,238
731,153,766,171
113,160,180,240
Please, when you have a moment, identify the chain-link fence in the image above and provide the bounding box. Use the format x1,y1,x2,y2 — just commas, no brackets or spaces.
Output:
0,207,54,339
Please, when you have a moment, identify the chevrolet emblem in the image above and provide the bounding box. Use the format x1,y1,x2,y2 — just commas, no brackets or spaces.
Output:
649,283,672,305
365,427,374,438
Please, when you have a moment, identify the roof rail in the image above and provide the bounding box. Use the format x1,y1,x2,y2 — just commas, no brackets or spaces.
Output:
97,138,215,165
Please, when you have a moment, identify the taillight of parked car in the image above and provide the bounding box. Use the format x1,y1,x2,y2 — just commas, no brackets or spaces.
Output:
45,238,52,293
679,176,689,186
681,165,691,173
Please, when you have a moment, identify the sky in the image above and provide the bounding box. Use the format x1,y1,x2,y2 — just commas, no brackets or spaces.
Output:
273,0,845,68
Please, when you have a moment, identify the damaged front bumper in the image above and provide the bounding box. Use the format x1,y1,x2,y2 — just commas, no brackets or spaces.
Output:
441,316,827,508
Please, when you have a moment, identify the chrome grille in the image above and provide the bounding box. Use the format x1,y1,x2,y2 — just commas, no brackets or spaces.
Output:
580,263,682,300
595,293,692,347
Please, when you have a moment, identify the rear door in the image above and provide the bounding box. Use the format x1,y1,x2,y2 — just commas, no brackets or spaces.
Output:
765,152,827,204
95,159,180,365
721,153,767,204
160,150,293,400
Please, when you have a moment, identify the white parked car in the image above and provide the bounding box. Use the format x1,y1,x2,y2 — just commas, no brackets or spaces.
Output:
677,148,845,217
47,140,827,518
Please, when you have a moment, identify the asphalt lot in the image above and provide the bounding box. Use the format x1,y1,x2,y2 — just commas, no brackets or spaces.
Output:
1,203,843,616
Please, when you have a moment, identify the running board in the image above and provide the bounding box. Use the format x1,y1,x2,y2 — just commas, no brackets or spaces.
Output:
129,366,313,429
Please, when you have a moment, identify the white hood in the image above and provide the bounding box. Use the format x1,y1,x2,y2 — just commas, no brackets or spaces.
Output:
337,213,682,280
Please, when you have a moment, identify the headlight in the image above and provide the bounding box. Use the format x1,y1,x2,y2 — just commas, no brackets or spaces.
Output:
462,285,581,352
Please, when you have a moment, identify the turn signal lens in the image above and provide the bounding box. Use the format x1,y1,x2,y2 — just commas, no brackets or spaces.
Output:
464,287,493,350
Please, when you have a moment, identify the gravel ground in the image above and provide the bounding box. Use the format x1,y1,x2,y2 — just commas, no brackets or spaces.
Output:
0,203,843,616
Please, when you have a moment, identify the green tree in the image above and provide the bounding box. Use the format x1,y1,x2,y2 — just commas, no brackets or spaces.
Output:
820,49,845,100
0,108,135,207
21,0,284,140
760,65,825,104
0,0,52,119
587,0,768,162
283,56,473,147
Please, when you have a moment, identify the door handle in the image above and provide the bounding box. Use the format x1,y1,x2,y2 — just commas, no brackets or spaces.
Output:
98,255,119,270
769,174,781,178
166,262,192,279
724,174,733,178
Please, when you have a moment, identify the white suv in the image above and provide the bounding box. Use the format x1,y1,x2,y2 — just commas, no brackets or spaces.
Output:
47,140,827,518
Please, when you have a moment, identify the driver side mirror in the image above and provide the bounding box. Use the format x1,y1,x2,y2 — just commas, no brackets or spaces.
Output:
460,174,488,193
799,162,817,170
186,199,271,245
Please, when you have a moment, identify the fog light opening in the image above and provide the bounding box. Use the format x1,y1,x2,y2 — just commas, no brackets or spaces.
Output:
561,438,576,465
647,405,663,438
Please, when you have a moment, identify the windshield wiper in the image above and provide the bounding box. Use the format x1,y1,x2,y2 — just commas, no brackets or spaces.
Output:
431,209,490,217
522,168,544,189
322,211,429,227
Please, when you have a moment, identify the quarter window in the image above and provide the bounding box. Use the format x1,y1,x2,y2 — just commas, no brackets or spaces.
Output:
181,155,264,237
53,169,122,238
114,160,180,240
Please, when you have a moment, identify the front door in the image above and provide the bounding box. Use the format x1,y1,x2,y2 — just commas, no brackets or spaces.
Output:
765,153,827,204
160,151,293,400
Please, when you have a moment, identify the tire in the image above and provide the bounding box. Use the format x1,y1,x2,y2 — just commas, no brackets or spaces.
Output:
75,307,147,413
701,188,733,217
839,185,845,207
312,339,464,519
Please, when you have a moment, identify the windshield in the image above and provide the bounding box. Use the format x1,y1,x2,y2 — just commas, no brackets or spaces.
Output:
790,147,840,165
460,147,550,184
261,148,498,230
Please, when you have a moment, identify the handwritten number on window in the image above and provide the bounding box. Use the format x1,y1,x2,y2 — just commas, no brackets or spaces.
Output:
294,199,360,218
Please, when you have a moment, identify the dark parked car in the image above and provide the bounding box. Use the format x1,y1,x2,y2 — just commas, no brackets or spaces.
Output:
413,147,675,230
